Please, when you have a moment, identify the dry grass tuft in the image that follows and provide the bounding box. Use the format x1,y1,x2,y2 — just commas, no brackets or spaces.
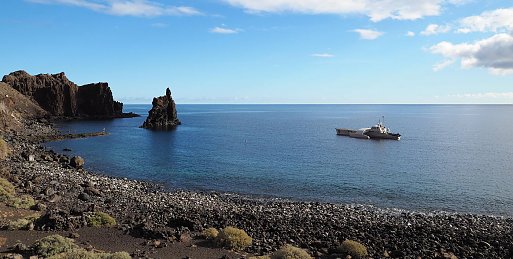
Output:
203,227,219,240
32,234,78,257
86,212,117,227
0,137,9,160
48,249,132,259
215,226,252,251
0,177,15,202
271,245,312,259
6,194,36,209
336,240,368,259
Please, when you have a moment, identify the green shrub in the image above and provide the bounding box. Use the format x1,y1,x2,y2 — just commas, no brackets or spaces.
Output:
32,234,78,257
336,240,368,259
7,194,36,209
86,212,117,227
203,227,219,240
8,218,32,230
249,256,271,259
8,213,40,230
271,245,312,259
0,177,15,202
215,226,252,251
48,249,131,259
0,137,9,160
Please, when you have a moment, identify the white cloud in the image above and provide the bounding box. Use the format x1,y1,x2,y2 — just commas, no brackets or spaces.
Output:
430,33,513,75
457,8,513,33
421,24,451,35
353,29,383,40
406,31,415,37
311,53,335,58
432,59,455,71
27,0,202,17
210,27,241,34
222,0,458,22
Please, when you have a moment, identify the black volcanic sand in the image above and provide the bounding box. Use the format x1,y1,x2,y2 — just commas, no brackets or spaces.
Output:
1,119,513,258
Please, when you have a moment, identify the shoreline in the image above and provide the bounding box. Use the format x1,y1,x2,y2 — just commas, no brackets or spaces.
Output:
1,120,513,258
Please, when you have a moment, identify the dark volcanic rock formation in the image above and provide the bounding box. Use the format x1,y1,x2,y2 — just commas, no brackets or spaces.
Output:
2,70,129,118
77,83,123,117
141,88,180,130
2,70,78,116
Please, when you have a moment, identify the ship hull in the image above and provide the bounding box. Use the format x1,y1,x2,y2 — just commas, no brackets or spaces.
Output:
336,128,355,136
364,132,401,140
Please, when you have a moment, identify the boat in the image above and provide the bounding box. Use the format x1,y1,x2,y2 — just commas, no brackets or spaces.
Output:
336,117,401,140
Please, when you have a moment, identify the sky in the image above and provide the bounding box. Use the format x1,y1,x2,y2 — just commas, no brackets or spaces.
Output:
1,0,512,104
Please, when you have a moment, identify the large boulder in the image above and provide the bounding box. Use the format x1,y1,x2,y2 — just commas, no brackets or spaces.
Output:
70,156,85,169
1,70,127,118
141,88,181,130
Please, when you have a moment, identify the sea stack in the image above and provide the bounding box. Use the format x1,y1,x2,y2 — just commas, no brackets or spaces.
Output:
141,87,181,130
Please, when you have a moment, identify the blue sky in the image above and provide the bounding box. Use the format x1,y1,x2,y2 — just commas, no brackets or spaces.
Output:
1,0,512,104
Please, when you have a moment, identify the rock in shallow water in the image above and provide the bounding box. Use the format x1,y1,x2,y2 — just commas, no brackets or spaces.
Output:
141,87,181,130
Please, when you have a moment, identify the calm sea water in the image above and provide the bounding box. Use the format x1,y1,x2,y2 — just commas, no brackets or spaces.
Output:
45,105,513,216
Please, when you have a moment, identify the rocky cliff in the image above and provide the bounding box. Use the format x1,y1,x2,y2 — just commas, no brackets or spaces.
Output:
2,71,78,116
77,83,123,117
0,82,47,132
141,88,181,130
1,70,130,119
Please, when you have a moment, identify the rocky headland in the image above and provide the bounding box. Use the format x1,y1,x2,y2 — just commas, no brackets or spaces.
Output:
1,70,137,119
141,88,181,130
0,73,513,258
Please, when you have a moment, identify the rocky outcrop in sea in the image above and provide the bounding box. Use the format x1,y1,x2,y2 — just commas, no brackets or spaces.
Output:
1,70,133,119
141,87,181,130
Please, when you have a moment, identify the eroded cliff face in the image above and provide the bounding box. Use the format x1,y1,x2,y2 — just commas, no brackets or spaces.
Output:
0,82,47,132
2,70,78,116
77,83,123,117
141,87,181,130
2,71,124,118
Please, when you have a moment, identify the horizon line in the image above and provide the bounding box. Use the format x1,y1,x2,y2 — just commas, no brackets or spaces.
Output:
122,102,513,105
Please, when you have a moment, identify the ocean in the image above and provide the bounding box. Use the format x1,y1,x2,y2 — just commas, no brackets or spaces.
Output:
44,104,513,216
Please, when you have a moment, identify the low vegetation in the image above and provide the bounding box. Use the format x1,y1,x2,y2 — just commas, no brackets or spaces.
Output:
336,240,368,259
271,245,313,259
203,227,219,240
0,137,9,160
7,213,39,230
48,249,132,259
32,234,131,259
86,212,117,227
6,194,36,209
0,177,15,202
8,218,33,230
32,235,79,257
215,226,252,251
